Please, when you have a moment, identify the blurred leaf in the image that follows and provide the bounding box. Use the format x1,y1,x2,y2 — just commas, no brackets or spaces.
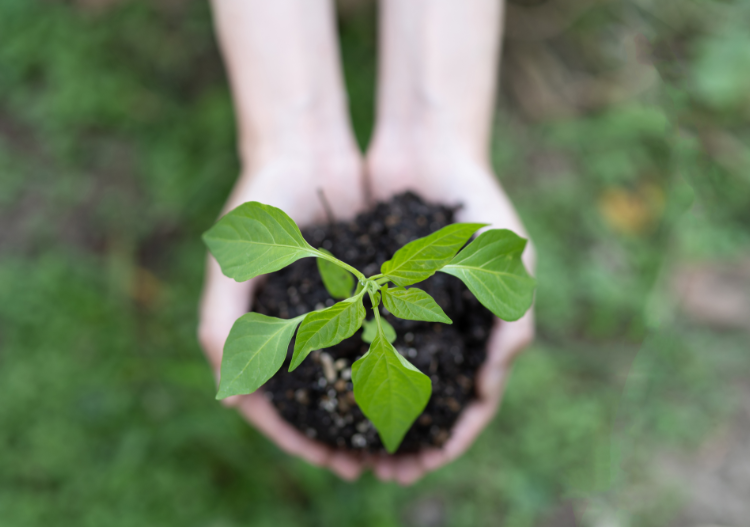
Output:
692,30,750,109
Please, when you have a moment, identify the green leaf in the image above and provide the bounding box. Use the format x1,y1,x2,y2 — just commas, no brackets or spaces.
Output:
290,298,366,371
317,248,355,299
352,331,431,453
381,223,486,286
217,313,303,399
441,229,535,321
382,285,452,324
362,317,396,343
203,201,318,282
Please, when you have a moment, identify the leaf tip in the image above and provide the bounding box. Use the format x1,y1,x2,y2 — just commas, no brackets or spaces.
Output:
382,437,400,454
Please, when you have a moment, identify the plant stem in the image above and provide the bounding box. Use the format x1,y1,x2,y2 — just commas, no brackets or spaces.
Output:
369,291,382,331
355,286,368,301
314,250,365,281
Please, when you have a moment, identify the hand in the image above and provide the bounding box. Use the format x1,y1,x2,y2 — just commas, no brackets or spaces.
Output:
365,139,537,485
198,152,369,481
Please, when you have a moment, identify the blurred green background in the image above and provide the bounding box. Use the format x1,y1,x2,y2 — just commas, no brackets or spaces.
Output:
1,0,749,525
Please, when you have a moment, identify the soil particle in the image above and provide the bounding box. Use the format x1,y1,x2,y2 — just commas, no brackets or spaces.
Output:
257,192,493,453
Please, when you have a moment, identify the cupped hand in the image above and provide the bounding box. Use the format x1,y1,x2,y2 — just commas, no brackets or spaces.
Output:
198,152,368,481
366,142,537,485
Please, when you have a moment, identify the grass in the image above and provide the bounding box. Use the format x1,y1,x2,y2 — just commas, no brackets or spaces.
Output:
1,0,749,525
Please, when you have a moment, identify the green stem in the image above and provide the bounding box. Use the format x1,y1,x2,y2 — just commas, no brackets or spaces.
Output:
355,286,368,301
314,250,365,281
368,291,382,331
368,273,383,281
375,277,389,286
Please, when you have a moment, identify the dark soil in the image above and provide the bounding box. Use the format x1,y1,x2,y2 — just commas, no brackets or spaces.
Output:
256,192,494,454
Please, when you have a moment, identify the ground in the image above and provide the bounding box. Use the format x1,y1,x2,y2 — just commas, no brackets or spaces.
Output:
0,0,749,525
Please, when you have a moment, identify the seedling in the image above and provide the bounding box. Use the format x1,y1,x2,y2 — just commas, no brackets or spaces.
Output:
203,201,536,452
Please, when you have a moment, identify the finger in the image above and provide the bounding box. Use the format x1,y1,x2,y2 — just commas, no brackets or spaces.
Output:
498,310,534,364
411,319,527,476
441,400,497,463
220,395,242,408
417,399,497,473
408,312,532,477
372,453,397,481
502,311,535,365
418,447,448,472
329,451,365,482
237,379,369,483
417,364,511,474
238,393,332,468
394,454,426,486
483,311,535,372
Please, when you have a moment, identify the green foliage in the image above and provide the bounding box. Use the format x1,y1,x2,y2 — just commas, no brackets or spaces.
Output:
380,223,487,286
351,326,432,453
217,313,304,399
204,204,533,450
202,202,319,282
691,27,750,109
290,297,366,371
362,317,396,344
381,285,452,324
442,229,536,321
317,248,355,299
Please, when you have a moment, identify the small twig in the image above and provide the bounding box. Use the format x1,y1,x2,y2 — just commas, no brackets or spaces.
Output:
317,188,336,226
362,164,374,208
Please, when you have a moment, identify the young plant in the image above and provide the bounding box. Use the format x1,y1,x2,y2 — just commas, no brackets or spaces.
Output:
203,201,536,452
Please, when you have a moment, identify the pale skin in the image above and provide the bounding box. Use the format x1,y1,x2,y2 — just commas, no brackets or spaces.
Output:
199,0,535,485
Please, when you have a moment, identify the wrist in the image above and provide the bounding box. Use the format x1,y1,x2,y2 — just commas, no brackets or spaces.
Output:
240,109,361,174
226,142,364,222
367,120,492,181
369,111,491,169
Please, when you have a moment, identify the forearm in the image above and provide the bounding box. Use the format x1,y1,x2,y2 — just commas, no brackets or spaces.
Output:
372,0,504,164
211,0,358,169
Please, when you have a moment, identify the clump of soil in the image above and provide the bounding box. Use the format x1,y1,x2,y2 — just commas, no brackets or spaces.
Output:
256,192,493,454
